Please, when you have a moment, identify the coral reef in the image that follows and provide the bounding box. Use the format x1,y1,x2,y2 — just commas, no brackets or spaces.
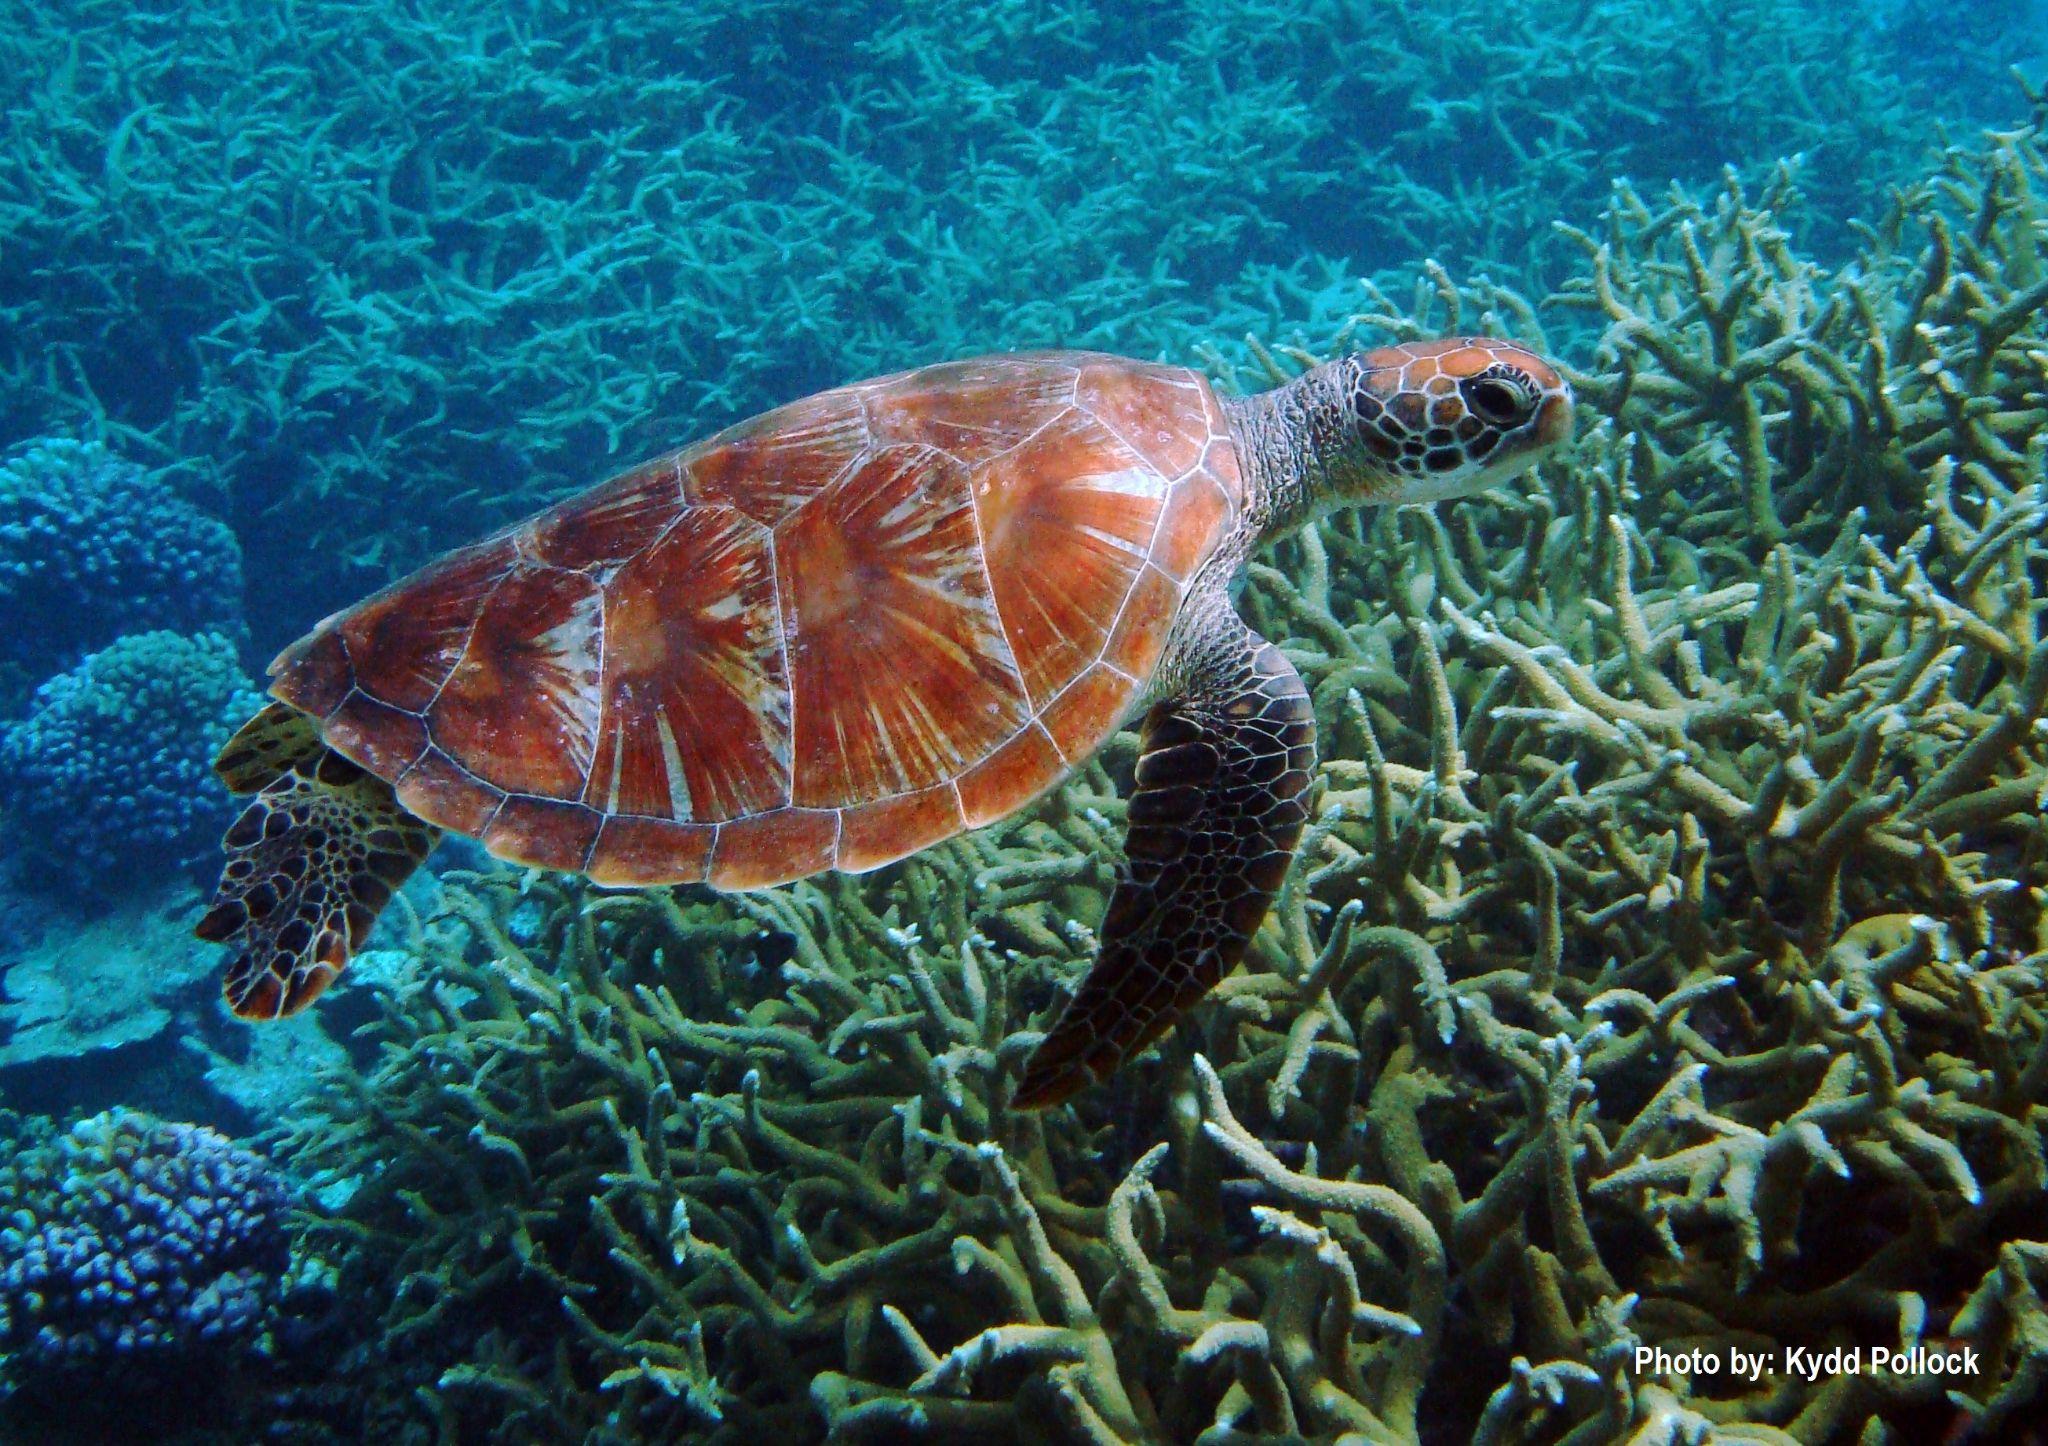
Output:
0,7,2034,1437
0,1109,290,1387
0,629,262,884
0,439,242,708
272,117,2048,1444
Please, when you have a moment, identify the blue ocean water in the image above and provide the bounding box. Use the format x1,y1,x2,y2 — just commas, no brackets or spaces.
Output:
0,1,2044,1441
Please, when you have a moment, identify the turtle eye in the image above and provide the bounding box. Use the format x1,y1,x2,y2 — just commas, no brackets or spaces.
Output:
1465,376,1534,427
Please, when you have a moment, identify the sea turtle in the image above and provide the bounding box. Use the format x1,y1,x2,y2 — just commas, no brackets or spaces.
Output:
197,340,1571,1108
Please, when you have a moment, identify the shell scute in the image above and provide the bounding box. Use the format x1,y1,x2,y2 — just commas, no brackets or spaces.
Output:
778,443,1029,809
269,617,354,720
528,457,685,570
586,816,714,887
956,723,1066,827
484,796,603,873
685,390,868,526
973,407,1164,707
1152,472,1233,581
586,505,787,823
1099,563,1181,682
324,692,428,780
393,749,503,837
322,537,517,713
1039,663,1140,764
835,784,966,874
708,808,838,889
866,354,1079,467
1075,360,1217,480
431,565,603,799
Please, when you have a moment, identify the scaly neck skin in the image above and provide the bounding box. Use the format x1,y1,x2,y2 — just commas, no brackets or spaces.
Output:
1220,363,1359,547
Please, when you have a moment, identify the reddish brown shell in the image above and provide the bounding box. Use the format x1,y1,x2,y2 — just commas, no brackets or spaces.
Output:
270,352,1244,888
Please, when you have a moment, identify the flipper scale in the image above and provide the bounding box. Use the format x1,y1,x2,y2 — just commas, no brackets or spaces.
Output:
211,700,325,795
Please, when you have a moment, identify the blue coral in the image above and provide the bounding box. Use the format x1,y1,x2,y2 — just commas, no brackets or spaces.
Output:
0,1110,291,1386
0,439,243,700
0,630,263,881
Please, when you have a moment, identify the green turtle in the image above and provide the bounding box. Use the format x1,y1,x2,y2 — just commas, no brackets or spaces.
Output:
197,339,1572,1107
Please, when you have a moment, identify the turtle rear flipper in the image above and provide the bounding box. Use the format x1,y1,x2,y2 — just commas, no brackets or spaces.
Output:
213,700,326,794
197,741,440,1019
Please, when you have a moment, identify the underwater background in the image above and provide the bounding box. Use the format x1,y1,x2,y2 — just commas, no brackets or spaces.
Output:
2,0,2047,1440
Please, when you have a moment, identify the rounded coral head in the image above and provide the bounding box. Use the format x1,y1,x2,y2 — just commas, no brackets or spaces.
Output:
1337,337,1573,504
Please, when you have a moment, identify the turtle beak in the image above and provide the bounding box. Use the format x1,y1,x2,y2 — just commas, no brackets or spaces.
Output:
1535,388,1574,449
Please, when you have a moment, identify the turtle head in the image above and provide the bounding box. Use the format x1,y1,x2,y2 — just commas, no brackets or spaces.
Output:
1323,337,1573,506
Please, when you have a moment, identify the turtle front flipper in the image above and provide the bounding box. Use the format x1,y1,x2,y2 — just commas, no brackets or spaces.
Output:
1014,603,1316,1109
196,713,440,1020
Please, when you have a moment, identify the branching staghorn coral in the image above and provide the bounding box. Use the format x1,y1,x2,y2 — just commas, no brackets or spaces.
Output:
280,801,1122,1442
277,123,2048,1444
